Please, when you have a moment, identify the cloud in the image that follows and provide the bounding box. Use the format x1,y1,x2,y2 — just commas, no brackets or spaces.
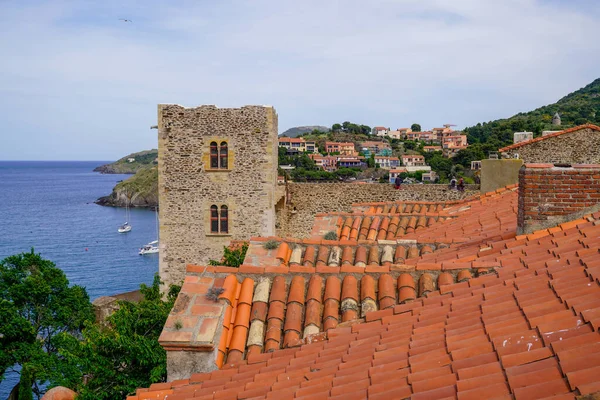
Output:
0,0,599,159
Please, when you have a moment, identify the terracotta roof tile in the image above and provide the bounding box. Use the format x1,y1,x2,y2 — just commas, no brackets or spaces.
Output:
142,184,600,400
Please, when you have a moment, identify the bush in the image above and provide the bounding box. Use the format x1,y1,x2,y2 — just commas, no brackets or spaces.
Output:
324,231,338,240
263,240,280,250
208,242,249,268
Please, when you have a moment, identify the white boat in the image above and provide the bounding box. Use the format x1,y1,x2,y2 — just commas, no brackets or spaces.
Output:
118,191,133,233
118,222,132,233
139,208,159,255
139,240,159,255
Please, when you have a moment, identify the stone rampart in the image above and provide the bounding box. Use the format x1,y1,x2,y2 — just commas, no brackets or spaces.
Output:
276,183,479,238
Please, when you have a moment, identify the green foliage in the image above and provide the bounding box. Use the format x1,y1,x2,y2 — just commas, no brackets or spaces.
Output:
403,140,418,151
0,250,94,399
208,242,249,268
324,231,338,240
278,149,319,171
411,124,421,132
115,166,158,200
367,153,375,168
263,240,280,250
327,121,371,135
95,150,158,174
52,275,181,400
464,78,600,148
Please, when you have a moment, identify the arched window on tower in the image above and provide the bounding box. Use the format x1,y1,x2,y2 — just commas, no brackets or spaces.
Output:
210,142,219,169
220,205,228,233
220,142,228,169
210,205,219,233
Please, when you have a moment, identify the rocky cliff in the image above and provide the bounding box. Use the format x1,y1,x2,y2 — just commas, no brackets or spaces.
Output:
95,166,158,208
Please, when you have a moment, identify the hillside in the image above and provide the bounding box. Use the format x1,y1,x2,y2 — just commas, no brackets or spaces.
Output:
93,149,158,174
95,166,158,208
280,125,329,137
464,78,600,147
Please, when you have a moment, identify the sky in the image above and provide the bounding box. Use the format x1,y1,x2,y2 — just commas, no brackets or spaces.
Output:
1,0,599,161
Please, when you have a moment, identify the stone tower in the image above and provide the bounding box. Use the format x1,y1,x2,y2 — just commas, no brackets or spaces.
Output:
552,112,561,126
157,105,279,287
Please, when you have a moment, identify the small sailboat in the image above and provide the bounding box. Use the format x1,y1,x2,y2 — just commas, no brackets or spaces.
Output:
118,191,133,233
139,240,159,255
139,207,159,255
118,221,132,233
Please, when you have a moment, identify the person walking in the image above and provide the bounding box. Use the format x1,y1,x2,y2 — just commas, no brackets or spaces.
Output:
457,177,465,192
394,175,402,190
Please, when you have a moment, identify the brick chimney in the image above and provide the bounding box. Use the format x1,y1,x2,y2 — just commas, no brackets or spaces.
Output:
517,163,600,234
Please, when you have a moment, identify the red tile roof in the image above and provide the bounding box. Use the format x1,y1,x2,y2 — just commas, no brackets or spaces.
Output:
499,124,600,152
133,209,600,399
135,180,600,400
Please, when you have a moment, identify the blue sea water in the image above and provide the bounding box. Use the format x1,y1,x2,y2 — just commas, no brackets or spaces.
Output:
0,161,159,398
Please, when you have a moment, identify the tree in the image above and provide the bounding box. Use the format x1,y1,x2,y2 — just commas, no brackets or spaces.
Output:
331,123,342,132
367,153,375,168
51,275,181,400
411,124,421,132
0,250,94,399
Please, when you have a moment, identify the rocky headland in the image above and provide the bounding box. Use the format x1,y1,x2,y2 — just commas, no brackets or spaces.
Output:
94,149,159,208
94,149,158,174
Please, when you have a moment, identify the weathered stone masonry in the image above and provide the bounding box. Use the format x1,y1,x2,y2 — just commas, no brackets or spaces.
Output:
277,183,479,238
517,163,600,234
158,105,279,287
502,126,600,163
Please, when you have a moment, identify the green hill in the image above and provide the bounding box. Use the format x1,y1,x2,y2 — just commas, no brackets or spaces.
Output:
464,78,600,147
280,126,329,137
93,149,158,174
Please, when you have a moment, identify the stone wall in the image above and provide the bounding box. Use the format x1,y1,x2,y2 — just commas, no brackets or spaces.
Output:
158,105,279,287
276,183,479,238
517,163,600,234
480,159,523,193
503,127,600,163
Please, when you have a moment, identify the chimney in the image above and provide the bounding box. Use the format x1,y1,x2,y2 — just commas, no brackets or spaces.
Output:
517,163,600,234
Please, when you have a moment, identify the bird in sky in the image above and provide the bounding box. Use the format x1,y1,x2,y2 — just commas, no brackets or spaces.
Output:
119,18,132,22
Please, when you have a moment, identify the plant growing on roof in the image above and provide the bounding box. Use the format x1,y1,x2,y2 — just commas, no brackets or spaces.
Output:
324,231,338,240
174,320,183,330
208,242,249,268
263,240,280,250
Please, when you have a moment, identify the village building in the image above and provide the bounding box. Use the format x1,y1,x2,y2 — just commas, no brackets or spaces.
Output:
374,156,400,169
397,127,412,136
387,167,408,183
423,145,442,152
401,154,426,167
499,124,600,163
308,154,338,172
325,141,357,156
360,140,391,154
386,129,402,139
439,134,468,157
337,157,366,169
372,126,389,136
421,170,438,182
278,137,318,153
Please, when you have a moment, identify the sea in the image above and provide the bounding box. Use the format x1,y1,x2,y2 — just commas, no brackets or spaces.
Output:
0,161,159,398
